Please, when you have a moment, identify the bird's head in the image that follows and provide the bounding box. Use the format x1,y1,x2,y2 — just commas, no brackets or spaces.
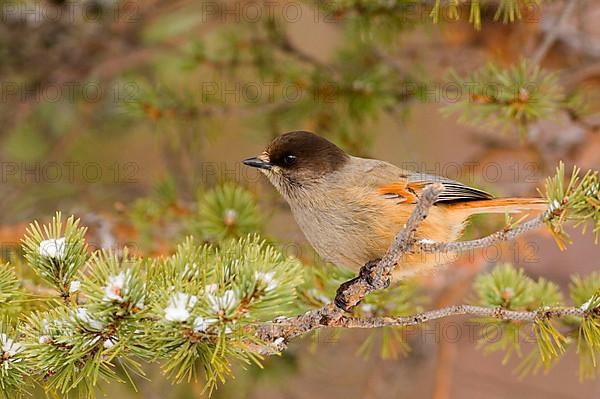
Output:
243,131,349,196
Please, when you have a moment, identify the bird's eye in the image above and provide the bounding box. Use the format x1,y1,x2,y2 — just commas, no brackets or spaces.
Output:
283,154,297,166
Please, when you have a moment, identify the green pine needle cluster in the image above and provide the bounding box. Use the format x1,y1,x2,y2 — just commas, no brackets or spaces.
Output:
144,236,302,393
474,264,600,379
0,264,19,307
2,162,600,397
474,264,558,309
570,273,600,380
544,162,600,248
21,212,89,297
0,322,28,399
2,212,303,398
430,0,542,30
444,60,566,136
21,248,148,397
130,181,263,253
474,263,565,373
313,0,537,33
191,183,263,242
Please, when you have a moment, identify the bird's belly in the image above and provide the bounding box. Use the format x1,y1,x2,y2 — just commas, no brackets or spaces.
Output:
290,202,467,277
290,205,377,271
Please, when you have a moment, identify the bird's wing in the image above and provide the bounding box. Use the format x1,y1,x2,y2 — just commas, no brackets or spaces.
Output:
405,172,494,203
353,158,493,204
368,166,493,204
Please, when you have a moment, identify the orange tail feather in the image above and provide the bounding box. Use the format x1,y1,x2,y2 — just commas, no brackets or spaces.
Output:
449,198,547,216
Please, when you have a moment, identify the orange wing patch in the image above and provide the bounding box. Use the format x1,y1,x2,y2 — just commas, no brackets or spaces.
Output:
377,182,418,203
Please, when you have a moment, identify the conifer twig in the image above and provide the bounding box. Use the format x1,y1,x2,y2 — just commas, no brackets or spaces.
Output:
253,304,586,355
415,211,548,254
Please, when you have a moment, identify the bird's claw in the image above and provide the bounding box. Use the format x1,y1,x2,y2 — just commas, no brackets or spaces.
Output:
359,258,384,288
334,277,359,312
334,259,388,312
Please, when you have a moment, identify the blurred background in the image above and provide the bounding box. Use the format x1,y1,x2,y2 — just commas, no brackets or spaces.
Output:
1,0,599,398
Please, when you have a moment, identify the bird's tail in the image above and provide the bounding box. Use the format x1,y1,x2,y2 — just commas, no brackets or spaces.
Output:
449,198,547,216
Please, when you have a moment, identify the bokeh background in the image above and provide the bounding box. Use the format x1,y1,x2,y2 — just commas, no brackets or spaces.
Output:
1,0,600,398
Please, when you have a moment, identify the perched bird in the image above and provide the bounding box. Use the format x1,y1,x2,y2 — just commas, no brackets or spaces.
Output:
243,131,546,280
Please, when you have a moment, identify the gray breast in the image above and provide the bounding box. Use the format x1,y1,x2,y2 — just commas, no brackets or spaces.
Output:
288,191,377,271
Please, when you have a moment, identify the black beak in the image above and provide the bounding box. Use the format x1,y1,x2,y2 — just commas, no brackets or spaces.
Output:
242,157,272,170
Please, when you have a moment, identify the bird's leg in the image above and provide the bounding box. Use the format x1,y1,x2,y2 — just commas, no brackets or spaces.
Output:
359,258,386,288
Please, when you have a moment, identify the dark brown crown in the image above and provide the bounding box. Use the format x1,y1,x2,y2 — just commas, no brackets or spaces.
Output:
266,131,349,175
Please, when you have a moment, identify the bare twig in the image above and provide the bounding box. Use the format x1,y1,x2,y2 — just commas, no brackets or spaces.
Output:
253,304,585,356
416,211,548,255
531,0,579,65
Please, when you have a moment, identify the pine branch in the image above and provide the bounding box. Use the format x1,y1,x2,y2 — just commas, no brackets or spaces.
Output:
3,164,598,396
444,61,567,136
253,163,599,355
415,212,547,254
253,303,587,355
